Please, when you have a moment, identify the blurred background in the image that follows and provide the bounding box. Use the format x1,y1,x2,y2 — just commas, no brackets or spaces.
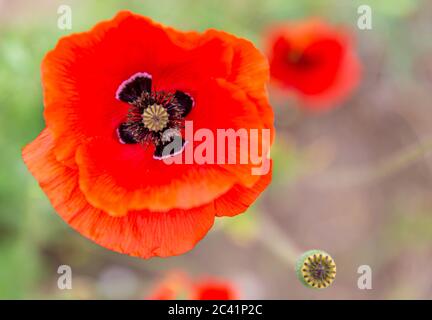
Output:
1,0,432,299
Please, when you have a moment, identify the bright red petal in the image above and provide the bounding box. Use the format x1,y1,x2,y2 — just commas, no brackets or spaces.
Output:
22,129,216,258
43,11,232,166
214,161,272,217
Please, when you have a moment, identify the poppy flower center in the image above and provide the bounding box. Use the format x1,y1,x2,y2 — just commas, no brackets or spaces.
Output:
115,72,194,159
287,50,321,70
142,104,169,132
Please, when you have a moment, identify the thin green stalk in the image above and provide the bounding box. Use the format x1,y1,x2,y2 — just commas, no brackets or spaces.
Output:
314,137,432,188
257,213,301,267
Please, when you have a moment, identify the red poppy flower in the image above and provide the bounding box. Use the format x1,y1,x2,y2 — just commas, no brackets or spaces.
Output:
22,11,274,258
148,273,239,300
191,278,239,300
266,19,361,110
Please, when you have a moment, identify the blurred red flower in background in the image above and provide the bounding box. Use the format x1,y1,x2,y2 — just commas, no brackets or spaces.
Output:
191,278,239,300
22,11,274,259
148,273,239,300
266,19,361,110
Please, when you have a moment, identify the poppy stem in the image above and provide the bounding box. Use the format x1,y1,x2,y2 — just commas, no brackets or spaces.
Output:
257,213,301,267
312,137,432,188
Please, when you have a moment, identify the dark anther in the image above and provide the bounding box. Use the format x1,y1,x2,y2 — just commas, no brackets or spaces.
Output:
117,123,138,144
116,72,152,103
154,135,186,159
174,90,194,118
116,72,193,159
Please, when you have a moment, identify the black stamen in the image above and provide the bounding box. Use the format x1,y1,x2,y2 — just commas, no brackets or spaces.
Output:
115,73,192,159
154,136,186,159
174,90,194,117
118,123,139,144
116,72,152,103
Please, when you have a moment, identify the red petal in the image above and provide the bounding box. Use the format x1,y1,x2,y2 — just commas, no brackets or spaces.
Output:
214,161,272,217
22,129,216,258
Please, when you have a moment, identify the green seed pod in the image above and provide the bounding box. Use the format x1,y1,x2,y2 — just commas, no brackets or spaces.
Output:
295,249,336,289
